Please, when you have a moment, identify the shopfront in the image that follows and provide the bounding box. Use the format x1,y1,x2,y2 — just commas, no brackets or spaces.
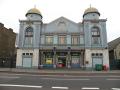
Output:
57,52,67,68
71,52,80,68
43,52,53,68
40,50,83,69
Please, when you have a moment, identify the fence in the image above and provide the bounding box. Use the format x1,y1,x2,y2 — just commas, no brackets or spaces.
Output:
110,59,120,70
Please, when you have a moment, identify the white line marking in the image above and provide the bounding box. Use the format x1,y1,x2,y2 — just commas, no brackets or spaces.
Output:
42,78,90,80
52,86,69,89
1,73,120,77
82,87,99,89
107,79,120,80
0,84,42,88
112,88,120,90
0,76,20,79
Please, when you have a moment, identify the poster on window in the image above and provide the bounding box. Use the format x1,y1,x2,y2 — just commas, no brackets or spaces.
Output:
46,58,52,64
72,58,79,64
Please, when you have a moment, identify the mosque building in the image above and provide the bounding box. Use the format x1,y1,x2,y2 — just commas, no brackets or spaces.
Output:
16,7,109,70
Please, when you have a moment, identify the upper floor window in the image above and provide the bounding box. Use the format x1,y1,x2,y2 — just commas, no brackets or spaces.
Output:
25,27,33,37
92,27,100,36
80,35,84,44
71,36,79,45
91,27,101,45
59,36,66,45
24,27,33,47
45,36,53,45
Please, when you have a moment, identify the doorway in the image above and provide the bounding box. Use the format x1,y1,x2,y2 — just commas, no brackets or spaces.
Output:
57,57,66,68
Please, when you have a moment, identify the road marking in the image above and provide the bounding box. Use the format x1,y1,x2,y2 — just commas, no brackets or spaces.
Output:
112,88,120,90
81,87,99,89
0,84,42,88
107,79,120,80
1,73,120,77
0,76,20,79
41,78,90,81
52,86,69,89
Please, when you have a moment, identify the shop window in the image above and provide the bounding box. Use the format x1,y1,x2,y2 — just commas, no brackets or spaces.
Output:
45,52,53,65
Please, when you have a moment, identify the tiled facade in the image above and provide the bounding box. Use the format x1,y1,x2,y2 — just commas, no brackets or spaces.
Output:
16,7,109,69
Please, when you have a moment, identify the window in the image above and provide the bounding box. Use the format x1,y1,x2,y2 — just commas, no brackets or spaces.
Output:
24,37,33,46
25,27,33,37
91,27,100,45
30,53,33,55
92,53,95,56
100,53,103,56
24,27,33,47
26,53,29,55
91,53,103,57
22,53,33,56
72,36,79,45
80,35,84,44
59,36,66,45
45,36,53,45
22,53,25,55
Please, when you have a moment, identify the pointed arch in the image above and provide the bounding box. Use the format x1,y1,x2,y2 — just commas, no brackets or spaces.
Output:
24,27,34,47
91,26,101,45
25,27,33,37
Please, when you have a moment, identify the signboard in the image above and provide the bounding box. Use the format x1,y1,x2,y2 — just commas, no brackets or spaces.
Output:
71,52,80,56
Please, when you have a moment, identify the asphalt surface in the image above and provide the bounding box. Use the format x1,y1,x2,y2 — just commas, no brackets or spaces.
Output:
0,72,120,90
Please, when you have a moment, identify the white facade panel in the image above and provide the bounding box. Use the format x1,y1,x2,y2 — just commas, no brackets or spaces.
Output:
23,57,32,68
85,49,109,69
32,49,39,68
92,57,102,68
16,49,22,67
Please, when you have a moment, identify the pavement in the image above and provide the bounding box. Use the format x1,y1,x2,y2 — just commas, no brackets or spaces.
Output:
0,68,120,75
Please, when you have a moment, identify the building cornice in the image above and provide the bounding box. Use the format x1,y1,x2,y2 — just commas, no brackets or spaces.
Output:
82,19,107,23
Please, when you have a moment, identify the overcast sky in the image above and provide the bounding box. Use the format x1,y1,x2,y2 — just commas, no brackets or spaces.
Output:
0,0,120,42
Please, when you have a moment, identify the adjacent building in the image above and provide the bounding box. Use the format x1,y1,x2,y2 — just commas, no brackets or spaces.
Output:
0,23,16,68
16,7,109,70
108,37,120,69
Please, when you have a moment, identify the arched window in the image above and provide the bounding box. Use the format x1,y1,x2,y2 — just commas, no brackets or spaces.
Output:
91,27,101,45
25,27,33,37
24,27,33,47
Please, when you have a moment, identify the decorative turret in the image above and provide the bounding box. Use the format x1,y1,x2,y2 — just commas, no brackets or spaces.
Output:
26,7,42,21
83,6,100,20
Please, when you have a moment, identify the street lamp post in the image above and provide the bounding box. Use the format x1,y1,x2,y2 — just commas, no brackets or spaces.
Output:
67,47,71,69
53,46,56,68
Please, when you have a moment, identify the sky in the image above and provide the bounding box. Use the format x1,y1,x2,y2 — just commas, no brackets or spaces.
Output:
0,0,120,42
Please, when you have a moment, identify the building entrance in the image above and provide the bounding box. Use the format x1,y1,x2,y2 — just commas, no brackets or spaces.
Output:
57,57,66,68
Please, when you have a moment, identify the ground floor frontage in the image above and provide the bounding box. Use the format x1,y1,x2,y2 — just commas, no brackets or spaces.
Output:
16,49,109,70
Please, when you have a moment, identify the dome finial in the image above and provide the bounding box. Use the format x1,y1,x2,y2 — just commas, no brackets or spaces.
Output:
34,5,36,8
90,4,91,8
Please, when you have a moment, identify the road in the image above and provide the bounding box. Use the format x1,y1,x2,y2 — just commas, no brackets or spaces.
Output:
0,72,120,90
